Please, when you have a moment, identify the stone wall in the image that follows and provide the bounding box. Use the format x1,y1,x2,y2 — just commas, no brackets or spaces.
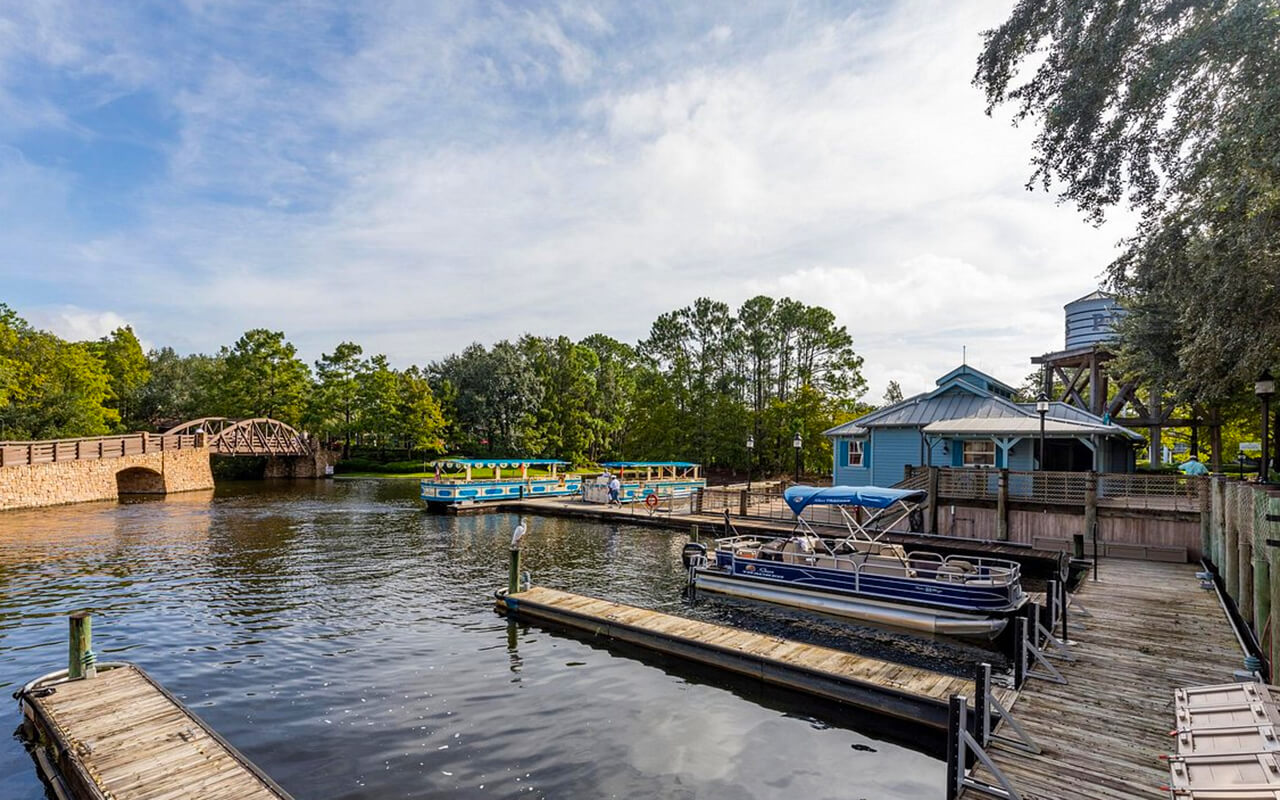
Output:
264,449,340,478
0,447,214,511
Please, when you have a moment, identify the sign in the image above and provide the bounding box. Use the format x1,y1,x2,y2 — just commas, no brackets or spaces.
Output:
324,465,335,475
1240,442,1262,454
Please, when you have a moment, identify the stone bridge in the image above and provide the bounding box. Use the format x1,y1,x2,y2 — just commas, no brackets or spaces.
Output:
0,418,335,511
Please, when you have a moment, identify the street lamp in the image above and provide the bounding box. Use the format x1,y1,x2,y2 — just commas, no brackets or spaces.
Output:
1257,369,1276,483
1035,392,1050,471
793,432,803,484
746,434,755,492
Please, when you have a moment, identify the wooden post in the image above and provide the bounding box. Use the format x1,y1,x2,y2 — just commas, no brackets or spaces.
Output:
1013,617,1028,688
1210,477,1224,567
1200,476,1212,561
695,487,705,515
1225,483,1240,604
945,695,963,800
738,489,748,517
1083,471,1098,553
508,548,521,596
1254,554,1270,641
691,524,699,542
926,467,940,534
996,468,1009,541
68,611,94,680
1240,501,1255,625
1268,492,1280,675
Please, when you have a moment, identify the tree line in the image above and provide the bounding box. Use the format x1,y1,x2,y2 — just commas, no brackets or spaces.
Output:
0,296,867,474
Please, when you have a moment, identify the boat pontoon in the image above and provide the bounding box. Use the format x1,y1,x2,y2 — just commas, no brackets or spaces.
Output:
683,485,1027,638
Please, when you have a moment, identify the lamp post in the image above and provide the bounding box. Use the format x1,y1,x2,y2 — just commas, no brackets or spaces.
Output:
746,434,755,492
1035,392,1050,472
793,432,803,484
1257,369,1276,483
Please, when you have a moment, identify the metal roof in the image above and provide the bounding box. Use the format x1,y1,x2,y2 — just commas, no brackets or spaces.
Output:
922,417,1143,440
434,458,568,467
850,385,1026,429
822,420,867,436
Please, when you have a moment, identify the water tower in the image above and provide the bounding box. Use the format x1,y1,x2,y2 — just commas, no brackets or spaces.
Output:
1031,290,1221,466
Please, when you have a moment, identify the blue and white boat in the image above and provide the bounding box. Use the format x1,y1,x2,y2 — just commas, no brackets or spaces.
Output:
580,461,706,504
420,459,581,508
684,485,1027,637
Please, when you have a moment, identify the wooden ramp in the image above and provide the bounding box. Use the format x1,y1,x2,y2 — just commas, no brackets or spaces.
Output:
964,559,1245,800
499,585,1015,730
19,663,292,800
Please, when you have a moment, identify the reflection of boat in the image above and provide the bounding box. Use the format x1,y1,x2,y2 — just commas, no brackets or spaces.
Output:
683,485,1027,638
580,461,705,504
420,459,581,508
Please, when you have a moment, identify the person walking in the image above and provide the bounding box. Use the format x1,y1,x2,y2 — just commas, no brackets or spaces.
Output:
607,474,622,506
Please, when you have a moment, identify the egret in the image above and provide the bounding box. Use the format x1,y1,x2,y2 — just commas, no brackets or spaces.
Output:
511,518,529,549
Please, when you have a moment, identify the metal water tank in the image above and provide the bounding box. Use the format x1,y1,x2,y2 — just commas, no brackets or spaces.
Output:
1064,291,1122,348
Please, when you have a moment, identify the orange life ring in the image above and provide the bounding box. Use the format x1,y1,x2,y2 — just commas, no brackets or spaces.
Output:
644,493,659,508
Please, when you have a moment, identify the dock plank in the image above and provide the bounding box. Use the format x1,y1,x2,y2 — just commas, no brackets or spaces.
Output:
963,559,1243,800
24,664,292,800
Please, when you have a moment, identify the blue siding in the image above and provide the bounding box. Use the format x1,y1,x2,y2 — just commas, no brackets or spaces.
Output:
1006,441,1035,471
870,428,926,487
832,435,872,485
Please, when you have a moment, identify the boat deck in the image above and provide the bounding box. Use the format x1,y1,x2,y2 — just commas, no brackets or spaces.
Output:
963,559,1244,799
498,585,1015,730
20,663,292,800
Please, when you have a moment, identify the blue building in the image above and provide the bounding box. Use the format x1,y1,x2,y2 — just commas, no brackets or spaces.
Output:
825,365,1142,487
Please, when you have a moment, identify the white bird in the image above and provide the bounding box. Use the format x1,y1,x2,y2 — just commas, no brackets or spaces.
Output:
511,518,529,549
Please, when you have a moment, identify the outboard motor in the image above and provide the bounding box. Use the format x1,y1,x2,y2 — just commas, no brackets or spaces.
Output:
681,542,707,569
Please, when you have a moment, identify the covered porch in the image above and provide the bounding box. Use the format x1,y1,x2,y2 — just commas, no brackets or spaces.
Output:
921,417,1141,473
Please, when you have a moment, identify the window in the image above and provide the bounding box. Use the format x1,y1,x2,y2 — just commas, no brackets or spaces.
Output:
962,440,996,468
846,438,865,467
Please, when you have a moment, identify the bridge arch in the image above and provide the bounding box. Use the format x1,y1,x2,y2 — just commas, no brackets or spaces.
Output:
116,466,166,495
163,418,312,457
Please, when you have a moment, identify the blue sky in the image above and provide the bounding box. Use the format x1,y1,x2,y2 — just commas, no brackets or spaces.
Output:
0,1,1129,396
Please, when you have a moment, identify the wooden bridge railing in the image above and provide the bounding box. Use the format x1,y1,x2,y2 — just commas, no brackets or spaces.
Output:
0,433,201,468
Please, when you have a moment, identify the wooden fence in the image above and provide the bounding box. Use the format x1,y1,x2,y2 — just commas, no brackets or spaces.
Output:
1206,479,1280,677
0,433,202,468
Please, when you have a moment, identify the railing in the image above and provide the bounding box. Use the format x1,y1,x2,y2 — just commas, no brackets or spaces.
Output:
1097,472,1205,512
0,433,201,468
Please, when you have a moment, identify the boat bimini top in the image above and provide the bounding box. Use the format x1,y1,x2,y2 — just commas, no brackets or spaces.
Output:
782,485,925,547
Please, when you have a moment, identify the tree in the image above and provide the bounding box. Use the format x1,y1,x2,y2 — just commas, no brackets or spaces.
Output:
313,342,363,455
974,1,1280,400
135,348,222,427
90,326,150,430
216,329,311,425
881,380,904,407
0,306,117,438
355,354,400,451
396,366,447,455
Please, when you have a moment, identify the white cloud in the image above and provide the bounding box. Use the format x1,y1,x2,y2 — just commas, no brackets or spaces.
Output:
25,306,145,345
0,0,1133,398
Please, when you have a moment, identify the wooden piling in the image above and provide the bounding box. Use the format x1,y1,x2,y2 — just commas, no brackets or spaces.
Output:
996,469,1009,541
1211,476,1225,567
1239,512,1255,625
68,611,93,680
926,467,940,534
1224,483,1240,603
1269,492,1280,674
1083,472,1098,553
508,548,521,595
1200,476,1212,560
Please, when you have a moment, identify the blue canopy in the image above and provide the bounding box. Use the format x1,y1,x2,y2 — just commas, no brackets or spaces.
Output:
434,458,567,468
784,485,926,514
599,461,699,468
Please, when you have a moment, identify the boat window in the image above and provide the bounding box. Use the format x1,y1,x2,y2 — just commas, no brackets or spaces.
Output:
961,440,996,468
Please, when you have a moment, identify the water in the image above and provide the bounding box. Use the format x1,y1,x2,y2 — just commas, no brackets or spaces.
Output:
0,480,970,799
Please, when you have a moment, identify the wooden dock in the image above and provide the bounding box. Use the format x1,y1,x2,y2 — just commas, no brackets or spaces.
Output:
18,663,293,800
963,559,1245,800
497,585,1015,730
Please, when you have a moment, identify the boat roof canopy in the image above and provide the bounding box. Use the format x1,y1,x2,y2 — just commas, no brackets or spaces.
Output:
784,485,926,514
598,461,699,468
434,458,568,468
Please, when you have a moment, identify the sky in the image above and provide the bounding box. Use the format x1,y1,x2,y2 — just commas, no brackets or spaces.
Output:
0,0,1131,398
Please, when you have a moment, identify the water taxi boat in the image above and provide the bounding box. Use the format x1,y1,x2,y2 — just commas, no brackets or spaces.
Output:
420,459,581,508
683,485,1027,637
580,461,706,504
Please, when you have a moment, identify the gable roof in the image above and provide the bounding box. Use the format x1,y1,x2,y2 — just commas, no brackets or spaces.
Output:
933,364,1017,396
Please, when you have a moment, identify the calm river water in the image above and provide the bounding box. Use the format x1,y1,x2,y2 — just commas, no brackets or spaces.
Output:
0,480,991,799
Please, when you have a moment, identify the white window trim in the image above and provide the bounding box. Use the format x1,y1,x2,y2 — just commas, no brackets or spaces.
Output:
962,439,996,468
847,438,865,467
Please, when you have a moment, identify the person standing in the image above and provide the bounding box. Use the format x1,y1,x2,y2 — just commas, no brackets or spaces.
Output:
608,474,622,506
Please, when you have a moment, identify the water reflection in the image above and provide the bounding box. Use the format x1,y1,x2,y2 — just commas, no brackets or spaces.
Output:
1,479,950,800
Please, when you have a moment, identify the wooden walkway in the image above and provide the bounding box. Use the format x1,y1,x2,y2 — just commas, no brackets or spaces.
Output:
965,559,1245,799
20,664,292,800
499,585,1015,730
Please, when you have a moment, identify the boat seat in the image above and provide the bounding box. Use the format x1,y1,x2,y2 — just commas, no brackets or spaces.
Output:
948,559,975,572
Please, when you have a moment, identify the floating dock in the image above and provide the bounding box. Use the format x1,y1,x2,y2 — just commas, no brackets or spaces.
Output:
496,585,1015,730
962,559,1245,799
18,662,293,800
